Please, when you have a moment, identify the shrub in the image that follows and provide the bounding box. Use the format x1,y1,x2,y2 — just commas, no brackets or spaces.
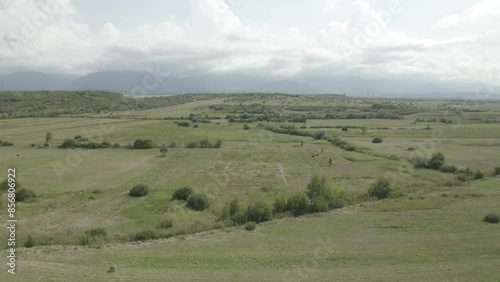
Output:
309,196,329,213
243,124,250,130
199,139,212,148
186,193,210,211
456,174,470,182
129,184,149,197
474,170,485,180
368,177,393,200
157,218,173,229
372,137,383,143
493,166,500,176
133,139,154,149
24,235,35,248
326,188,356,209
131,230,159,241
60,138,76,148
172,186,193,201
440,165,458,173
16,188,37,202
273,196,287,215
177,121,191,127
410,156,428,169
246,201,272,223
428,152,445,170
79,234,91,246
1,141,14,146
483,213,499,224
313,131,326,140
214,140,222,148
245,221,257,231
286,192,309,216
186,142,198,148
220,198,246,224
193,124,199,128
86,227,107,239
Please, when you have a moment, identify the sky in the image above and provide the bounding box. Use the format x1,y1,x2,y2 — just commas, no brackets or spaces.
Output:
0,0,499,89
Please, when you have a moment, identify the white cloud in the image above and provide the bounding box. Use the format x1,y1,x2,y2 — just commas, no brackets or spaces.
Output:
0,0,497,86
322,0,342,16
434,0,500,29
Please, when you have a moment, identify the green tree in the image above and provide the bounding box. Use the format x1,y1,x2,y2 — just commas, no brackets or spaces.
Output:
428,152,445,170
306,175,327,199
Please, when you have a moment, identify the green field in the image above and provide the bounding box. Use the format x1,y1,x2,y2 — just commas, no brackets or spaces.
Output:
0,92,499,281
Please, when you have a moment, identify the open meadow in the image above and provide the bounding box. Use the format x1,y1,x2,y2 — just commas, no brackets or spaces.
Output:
0,92,499,281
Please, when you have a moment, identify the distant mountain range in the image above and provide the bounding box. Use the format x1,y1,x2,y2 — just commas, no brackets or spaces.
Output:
0,71,497,99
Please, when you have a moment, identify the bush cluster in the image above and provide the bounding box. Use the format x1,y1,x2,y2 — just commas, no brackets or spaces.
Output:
129,184,149,197
278,175,356,217
59,135,113,149
185,139,222,149
410,152,486,182
133,139,154,149
0,140,14,146
176,121,191,127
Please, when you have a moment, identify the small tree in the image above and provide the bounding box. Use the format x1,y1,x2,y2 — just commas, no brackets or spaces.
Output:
129,184,149,197
186,193,210,211
368,177,393,200
306,175,327,199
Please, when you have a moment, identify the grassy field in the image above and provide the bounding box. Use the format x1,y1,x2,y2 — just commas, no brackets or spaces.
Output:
0,93,499,281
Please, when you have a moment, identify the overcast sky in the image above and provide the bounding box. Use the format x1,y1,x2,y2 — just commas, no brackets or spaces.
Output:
0,0,498,87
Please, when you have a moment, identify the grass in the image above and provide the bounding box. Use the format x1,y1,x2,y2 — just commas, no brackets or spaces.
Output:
1,95,500,280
